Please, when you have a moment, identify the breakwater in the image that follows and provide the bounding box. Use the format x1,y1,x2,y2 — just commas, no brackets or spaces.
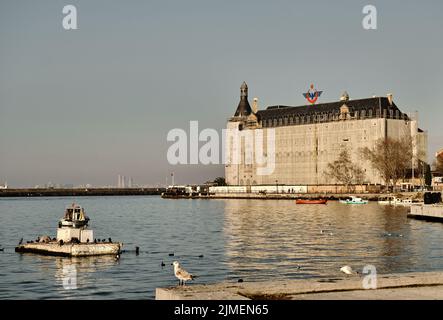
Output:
0,188,165,197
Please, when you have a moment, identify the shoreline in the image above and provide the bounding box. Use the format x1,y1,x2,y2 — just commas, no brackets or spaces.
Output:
0,188,165,197
162,192,421,201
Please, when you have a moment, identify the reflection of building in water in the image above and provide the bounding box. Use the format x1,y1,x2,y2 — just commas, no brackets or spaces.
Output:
54,256,117,291
371,205,415,272
222,200,415,278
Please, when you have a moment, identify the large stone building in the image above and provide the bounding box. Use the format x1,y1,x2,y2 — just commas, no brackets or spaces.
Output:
225,82,428,186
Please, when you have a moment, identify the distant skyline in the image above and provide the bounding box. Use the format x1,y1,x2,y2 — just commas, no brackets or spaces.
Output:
1,0,442,187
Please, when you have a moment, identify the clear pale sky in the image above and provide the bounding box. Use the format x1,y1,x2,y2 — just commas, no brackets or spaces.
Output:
1,0,442,187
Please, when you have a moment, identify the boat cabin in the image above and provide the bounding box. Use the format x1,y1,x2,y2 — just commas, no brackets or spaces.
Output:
64,204,86,221
57,203,93,243
59,203,89,228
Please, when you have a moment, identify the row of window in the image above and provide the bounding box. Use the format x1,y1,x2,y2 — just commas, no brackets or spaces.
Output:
261,109,406,127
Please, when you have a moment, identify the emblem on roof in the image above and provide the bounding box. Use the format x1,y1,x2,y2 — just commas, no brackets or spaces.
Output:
302,84,323,105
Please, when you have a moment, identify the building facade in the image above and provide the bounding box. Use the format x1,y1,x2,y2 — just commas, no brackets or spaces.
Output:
225,82,428,186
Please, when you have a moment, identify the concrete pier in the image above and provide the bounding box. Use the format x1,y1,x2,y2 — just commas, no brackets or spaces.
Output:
15,242,122,257
408,204,443,222
156,272,443,300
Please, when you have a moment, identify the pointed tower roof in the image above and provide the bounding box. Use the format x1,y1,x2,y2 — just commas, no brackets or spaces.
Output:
234,81,252,117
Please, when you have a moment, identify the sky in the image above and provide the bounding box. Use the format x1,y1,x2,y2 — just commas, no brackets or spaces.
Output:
0,0,442,187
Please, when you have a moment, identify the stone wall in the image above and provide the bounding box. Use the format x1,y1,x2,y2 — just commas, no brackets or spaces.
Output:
226,117,426,186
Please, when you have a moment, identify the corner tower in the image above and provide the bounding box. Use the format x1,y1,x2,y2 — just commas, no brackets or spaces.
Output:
234,81,252,117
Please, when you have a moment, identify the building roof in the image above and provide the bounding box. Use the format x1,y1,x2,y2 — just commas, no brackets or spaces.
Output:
256,97,403,119
234,81,252,117
234,98,252,117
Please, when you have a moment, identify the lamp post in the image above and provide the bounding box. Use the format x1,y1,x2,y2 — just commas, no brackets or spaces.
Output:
276,180,278,194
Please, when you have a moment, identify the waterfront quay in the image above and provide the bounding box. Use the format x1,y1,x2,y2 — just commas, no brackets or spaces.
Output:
203,192,385,201
163,191,420,201
408,204,443,222
0,188,165,197
156,272,443,300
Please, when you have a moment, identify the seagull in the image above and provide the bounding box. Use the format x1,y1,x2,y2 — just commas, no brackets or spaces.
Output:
172,261,197,286
340,265,356,275
19,238,23,245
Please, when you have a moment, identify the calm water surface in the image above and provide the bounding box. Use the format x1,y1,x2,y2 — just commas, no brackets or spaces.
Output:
0,196,442,299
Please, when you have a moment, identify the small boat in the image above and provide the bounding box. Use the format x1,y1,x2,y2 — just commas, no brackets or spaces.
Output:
296,199,327,204
340,196,368,204
378,196,395,205
58,203,90,228
378,196,422,206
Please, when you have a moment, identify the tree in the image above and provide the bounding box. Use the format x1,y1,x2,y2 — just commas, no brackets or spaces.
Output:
425,163,432,186
213,177,227,186
324,149,365,190
353,167,366,185
361,137,413,189
434,158,443,175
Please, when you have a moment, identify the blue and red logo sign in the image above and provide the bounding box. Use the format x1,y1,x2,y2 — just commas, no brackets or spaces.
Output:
302,84,323,104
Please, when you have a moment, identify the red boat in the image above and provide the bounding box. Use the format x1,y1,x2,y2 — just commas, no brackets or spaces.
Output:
295,199,327,204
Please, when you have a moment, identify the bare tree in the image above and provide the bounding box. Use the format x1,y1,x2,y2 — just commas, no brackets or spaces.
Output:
353,167,366,185
324,149,365,191
434,158,443,175
361,137,413,189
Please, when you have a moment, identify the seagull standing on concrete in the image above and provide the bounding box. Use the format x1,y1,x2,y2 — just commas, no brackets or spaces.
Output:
340,265,357,275
172,261,197,286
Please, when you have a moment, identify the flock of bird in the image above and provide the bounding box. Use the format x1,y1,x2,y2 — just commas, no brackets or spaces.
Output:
165,260,358,286
160,226,363,285
9,225,364,287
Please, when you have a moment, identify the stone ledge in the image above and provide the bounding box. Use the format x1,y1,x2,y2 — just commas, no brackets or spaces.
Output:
156,272,443,300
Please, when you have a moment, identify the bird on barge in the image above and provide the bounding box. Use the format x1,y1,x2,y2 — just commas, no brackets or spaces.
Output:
15,203,122,257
